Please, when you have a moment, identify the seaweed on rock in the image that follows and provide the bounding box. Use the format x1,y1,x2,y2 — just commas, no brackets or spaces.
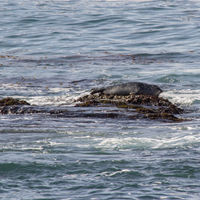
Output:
0,92,185,122
75,93,184,122
0,97,30,106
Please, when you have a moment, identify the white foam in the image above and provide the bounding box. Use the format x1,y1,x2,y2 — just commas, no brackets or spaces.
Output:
27,90,90,106
160,90,200,106
1,83,90,106
101,169,131,177
98,137,157,149
1,83,29,92
47,87,70,93
28,95,74,106
97,133,200,150
154,134,200,149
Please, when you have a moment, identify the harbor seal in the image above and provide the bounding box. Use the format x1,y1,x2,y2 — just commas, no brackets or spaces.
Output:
91,82,162,96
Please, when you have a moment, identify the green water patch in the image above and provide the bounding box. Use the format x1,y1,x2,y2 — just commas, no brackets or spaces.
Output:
156,73,200,84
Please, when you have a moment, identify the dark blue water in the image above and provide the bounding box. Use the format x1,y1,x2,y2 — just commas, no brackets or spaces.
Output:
0,0,200,199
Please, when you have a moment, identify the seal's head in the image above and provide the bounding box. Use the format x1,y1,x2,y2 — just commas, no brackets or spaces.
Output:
151,85,163,96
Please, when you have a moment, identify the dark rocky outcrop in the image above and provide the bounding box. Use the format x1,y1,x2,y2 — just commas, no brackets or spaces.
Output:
0,97,30,106
75,92,184,122
0,97,31,114
0,82,185,122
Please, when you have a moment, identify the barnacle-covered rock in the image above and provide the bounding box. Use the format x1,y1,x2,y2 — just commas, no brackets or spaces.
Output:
0,97,30,106
75,91,184,122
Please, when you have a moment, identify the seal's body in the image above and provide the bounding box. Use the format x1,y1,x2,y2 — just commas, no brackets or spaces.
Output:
91,82,162,96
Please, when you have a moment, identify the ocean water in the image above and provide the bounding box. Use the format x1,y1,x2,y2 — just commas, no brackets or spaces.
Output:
0,0,200,199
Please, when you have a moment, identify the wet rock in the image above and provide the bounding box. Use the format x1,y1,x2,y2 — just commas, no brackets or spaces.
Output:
0,91,185,122
75,92,184,122
0,97,30,106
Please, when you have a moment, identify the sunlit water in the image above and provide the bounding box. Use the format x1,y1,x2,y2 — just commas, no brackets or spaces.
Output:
0,0,200,199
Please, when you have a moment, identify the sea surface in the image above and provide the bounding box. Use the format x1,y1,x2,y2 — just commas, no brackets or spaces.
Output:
0,0,200,199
